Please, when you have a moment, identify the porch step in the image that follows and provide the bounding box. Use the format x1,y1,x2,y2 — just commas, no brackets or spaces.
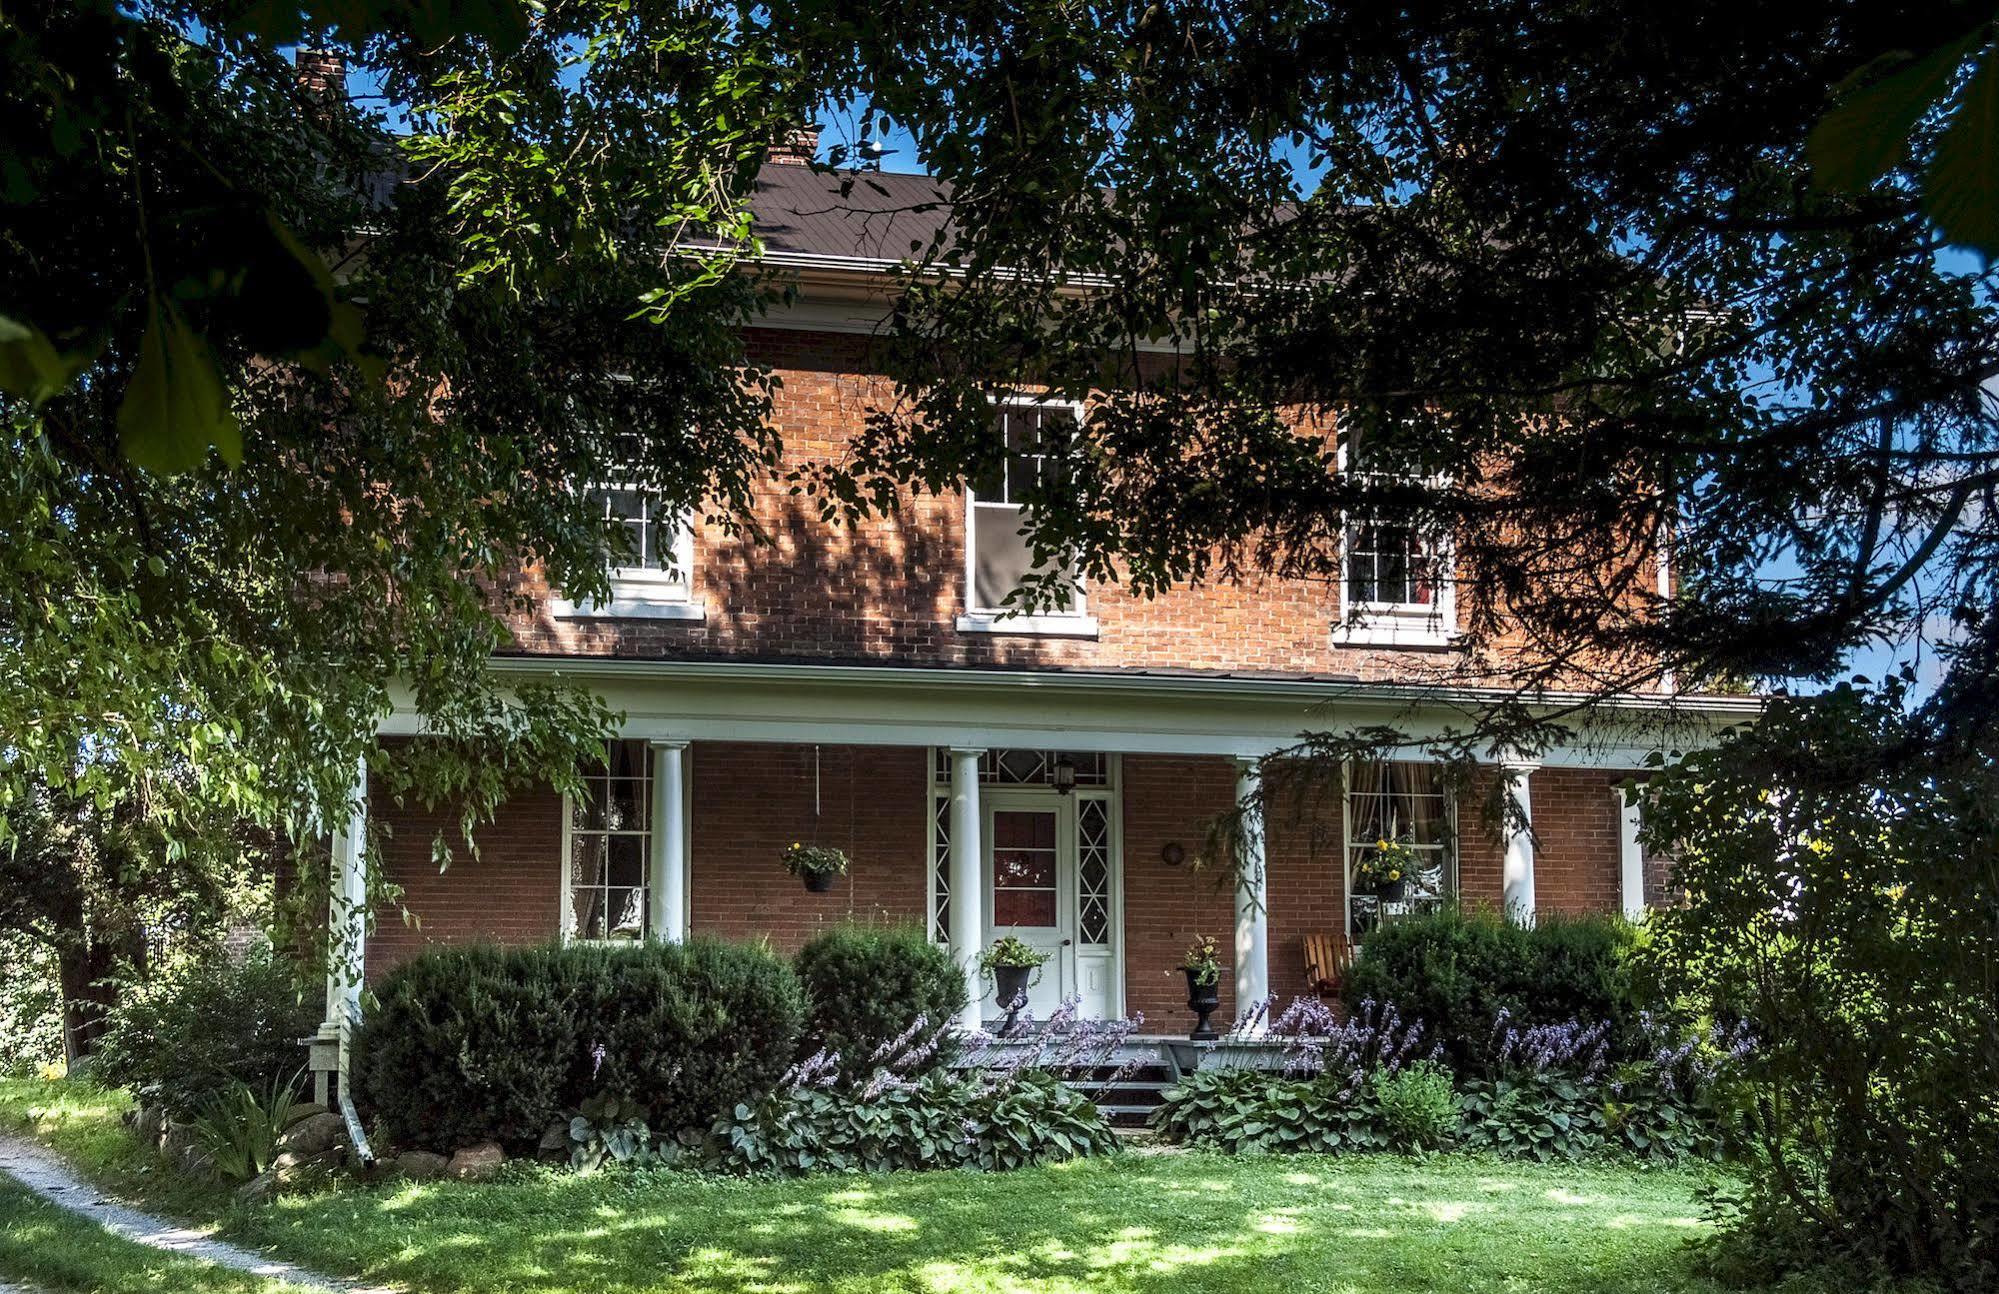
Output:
1061,1062,1177,1127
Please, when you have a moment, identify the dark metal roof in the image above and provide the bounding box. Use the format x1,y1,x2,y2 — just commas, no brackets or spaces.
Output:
743,166,955,264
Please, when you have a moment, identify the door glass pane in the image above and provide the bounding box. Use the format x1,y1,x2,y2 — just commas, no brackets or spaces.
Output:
992,810,1058,929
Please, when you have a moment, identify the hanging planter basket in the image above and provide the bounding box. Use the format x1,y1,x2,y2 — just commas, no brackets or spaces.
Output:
783,843,849,893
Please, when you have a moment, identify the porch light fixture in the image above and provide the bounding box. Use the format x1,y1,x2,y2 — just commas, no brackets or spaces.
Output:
1160,842,1187,867
1051,756,1078,796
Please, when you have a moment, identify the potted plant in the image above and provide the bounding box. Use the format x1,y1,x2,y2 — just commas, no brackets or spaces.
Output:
976,936,1049,1034
1175,934,1224,1040
1353,837,1417,904
782,842,849,892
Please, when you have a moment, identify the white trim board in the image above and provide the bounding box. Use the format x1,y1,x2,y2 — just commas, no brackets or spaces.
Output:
381,658,1759,771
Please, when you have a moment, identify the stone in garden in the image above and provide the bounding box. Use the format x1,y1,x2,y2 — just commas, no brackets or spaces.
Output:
393,1150,450,1180
235,1169,280,1206
445,1142,504,1181
278,1111,349,1157
132,1104,165,1146
160,1123,215,1178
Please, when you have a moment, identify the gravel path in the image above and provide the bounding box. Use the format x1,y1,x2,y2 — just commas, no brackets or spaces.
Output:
0,1133,395,1293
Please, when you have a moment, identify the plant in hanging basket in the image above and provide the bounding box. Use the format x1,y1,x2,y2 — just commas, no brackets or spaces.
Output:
1353,837,1419,903
783,842,849,891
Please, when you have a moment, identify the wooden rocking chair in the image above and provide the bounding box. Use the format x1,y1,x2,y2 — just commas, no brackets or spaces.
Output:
1302,933,1354,997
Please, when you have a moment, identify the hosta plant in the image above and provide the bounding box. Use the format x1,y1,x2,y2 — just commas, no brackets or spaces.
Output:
683,1067,1116,1175
552,1090,654,1172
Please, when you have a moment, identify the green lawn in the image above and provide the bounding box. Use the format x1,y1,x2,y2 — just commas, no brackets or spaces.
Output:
0,1176,312,1294
0,1076,1856,1294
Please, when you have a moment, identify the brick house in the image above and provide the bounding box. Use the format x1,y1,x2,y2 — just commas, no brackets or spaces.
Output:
315,146,1752,1069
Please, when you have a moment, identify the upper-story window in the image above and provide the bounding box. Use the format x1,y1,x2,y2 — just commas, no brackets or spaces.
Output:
958,400,1098,637
1334,430,1455,646
551,484,705,621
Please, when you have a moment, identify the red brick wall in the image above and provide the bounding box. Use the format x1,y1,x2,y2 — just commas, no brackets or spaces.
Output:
690,742,929,950
1120,756,1240,1027
500,327,1659,688
366,776,563,977
365,743,1646,1007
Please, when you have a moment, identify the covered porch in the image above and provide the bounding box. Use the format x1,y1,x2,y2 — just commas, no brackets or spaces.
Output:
310,660,1723,1093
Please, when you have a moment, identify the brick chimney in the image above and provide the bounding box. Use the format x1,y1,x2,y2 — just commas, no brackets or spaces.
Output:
294,48,347,103
769,124,821,167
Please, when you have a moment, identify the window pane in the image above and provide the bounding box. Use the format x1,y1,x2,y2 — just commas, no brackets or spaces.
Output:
570,888,607,941
994,810,1056,849
604,778,646,831
604,888,646,940
607,834,646,887
570,835,606,887
973,503,1035,609
993,889,1058,927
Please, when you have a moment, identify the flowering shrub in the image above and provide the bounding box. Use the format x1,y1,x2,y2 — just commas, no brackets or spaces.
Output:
1155,998,1450,1153
1157,997,1737,1165
1340,908,1638,1068
680,1005,1119,1174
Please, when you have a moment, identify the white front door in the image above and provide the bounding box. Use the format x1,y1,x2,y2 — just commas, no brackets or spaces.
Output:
982,789,1116,1021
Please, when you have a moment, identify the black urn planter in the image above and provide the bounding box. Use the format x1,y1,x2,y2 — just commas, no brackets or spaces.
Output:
1374,877,1407,904
801,870,837,893
1184,968,1221,1041
993,964,1033,1034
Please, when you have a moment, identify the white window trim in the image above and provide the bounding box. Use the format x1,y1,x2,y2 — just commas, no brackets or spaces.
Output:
557,741,694,944
1331,437,1458,648
960,397,1096,637
558,743,654,946
551,484,706,622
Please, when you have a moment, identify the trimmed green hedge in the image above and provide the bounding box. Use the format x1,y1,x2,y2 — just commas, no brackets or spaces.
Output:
795,924,966,1081
355,938,805,1154
1340,908,1638,1064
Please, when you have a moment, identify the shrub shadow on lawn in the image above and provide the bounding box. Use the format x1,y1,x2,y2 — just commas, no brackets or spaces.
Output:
238,1155,1720,1294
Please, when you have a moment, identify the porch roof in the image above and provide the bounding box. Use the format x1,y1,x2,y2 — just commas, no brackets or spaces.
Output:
381,656,1760,771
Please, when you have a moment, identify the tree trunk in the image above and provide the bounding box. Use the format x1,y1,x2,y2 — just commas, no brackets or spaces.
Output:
57,939,122,1063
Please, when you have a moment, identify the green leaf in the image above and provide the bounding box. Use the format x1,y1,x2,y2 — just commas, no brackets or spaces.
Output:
1925,40,1999,256
0,314,90,405
1808,33,1980,193
116,296,241,473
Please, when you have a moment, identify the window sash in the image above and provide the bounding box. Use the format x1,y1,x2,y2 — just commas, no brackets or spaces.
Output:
967,401,1084,616
1344,760,1456,935
592,485,694,600
567,740,653,943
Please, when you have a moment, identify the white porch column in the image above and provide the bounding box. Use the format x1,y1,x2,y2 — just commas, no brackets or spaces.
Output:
1233,757,1270,1028
1501,760,1538,924
326,755,368,1090
947,746,986,1032
1617,787,1647,919
649,740,689,942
